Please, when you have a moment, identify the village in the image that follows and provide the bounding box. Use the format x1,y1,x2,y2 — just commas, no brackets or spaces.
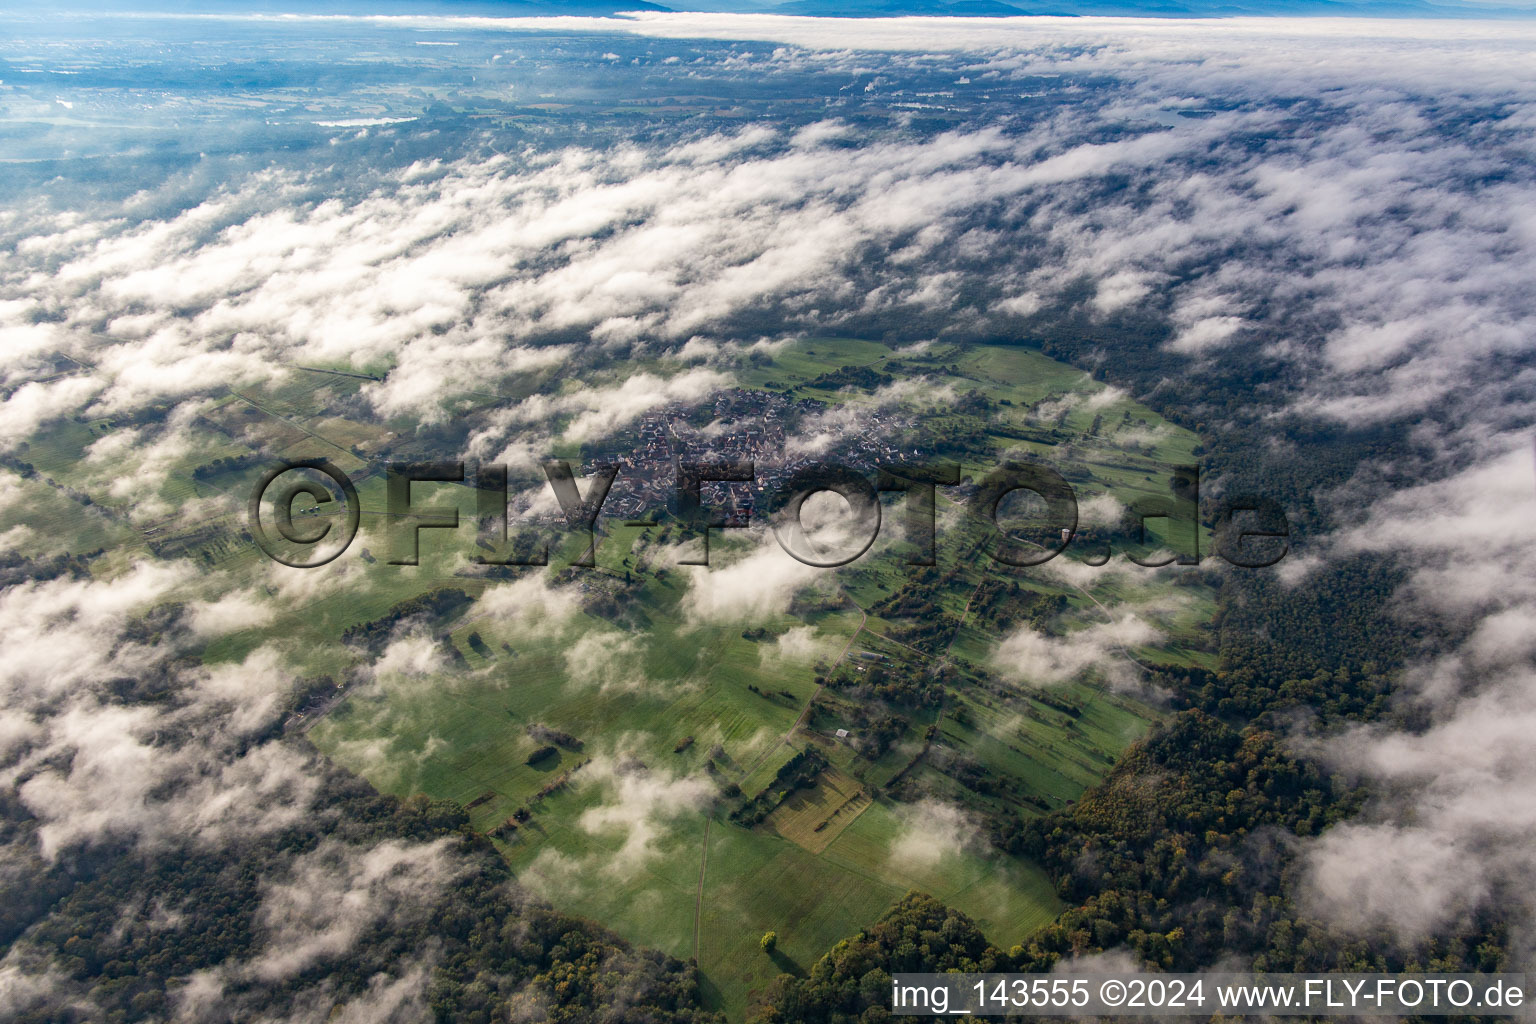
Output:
586,386,922,524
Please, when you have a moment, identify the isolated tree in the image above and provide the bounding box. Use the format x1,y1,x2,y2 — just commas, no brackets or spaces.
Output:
761,931,778,954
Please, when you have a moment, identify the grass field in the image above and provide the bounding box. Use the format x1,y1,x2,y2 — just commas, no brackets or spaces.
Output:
292,338,1204,1017
302,561,1086,1019
17,338,1219,1021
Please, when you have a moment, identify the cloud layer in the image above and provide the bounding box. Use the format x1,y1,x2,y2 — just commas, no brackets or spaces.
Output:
5,6,1536,994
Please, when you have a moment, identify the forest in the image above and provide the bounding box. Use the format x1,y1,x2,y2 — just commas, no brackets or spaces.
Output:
1,757,723,1024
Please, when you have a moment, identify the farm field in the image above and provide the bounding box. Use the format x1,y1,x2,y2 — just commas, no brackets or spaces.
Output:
295,339,1207,1016
17,335,1214,1019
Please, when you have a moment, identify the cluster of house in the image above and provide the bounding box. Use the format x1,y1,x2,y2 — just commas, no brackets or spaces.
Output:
583,387,923,524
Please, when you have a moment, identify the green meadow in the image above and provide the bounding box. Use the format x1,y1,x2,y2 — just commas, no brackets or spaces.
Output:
19,337,1219,1020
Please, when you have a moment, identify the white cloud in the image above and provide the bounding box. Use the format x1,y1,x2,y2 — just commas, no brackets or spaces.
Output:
762,624,835,666
992,614,1159,687
680,529,826,623
889,798,982,870
1294,442,1536,942
477,574,584,632
185,587,276,638
574,758,716,880
249,838,460,981
563,630,649,693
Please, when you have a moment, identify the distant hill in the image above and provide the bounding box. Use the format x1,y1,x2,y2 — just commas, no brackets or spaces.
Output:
771,0,1071,13
47,0,675,13
767,0,1529,15
771,0,1068,13
418,0,673,11
34,0,1536,21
